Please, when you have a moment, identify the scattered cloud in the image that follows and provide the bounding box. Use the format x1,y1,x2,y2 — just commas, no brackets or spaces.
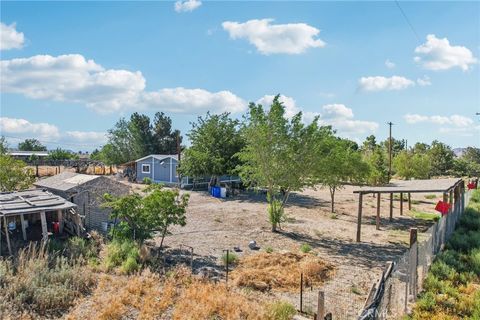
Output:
416,75,432,86
222,19,325,55
141,87,246,114
0,117,107,148
174,0,202,12
255,95,378,137
414,34,477,71
404,113,474,127
385,59,395,69
358,76,415,92
0,54,246,114
0,22,25,50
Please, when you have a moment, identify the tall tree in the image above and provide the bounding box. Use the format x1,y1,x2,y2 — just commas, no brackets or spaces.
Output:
48,148,78,160
462,147,480,164
152,112,181,154
0,137,7,155
179,112,244,185
428,140,455,176
381,138,405,156
364,147,389,185
315,138,370,212
129,112,154,157
362,135,377,153
237,95,325,231
0,155,34,191
18,139,47,151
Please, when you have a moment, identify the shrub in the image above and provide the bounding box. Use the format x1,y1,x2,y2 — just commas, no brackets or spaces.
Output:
143,177,152,185
0,243,94,317
265,246,273,253
300,244,312,253
266,301,296,320
470,190,480,203
222,252,238,265
424,194,437,200
103,239,141,274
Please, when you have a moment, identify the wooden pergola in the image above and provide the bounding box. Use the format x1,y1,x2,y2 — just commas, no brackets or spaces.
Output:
353,178,464,242
0,190,79,255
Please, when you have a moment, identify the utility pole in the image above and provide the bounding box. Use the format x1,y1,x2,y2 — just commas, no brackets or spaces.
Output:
387,122,394,182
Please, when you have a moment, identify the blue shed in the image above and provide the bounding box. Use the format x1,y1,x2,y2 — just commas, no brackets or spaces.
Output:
135,154,179,184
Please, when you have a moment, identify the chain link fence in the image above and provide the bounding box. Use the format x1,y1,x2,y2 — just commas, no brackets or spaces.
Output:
359,184,470,320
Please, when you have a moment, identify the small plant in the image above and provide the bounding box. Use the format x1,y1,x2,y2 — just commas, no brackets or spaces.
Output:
265,246,273,253
425,194,437,200
214,217,222,223
351,285,361,295
143,177,152,185
103,239,141,274
222,252,238,265
329,213,338,219
300,244,312,254
266,301,296,320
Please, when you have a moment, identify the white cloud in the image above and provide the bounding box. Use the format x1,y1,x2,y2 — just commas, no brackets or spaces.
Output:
255,95,377,137
0,22,24,50
0,54,245,114
0,117,60,140
174,0,202,12
404,113,474,127
385,59,395,69
222,19,325,55
0,117,108,148
358,75,415,92
141,87,247,114
414,34,477,71
416,75,432,86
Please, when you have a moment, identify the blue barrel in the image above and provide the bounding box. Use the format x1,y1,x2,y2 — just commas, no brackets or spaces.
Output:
213,186,221,198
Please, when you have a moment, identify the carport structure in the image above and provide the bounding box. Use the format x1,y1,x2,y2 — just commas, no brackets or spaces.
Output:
0,189,78,255
353,178,464,242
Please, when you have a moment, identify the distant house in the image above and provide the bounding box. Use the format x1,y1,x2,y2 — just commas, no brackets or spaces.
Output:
135,154,179,184
34,172,130,233
8,150,49,161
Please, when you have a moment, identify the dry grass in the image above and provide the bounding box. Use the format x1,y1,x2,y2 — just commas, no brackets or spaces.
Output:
67,266,279,320
230,252,335,292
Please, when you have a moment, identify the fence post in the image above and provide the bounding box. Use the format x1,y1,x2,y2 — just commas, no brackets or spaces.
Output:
409,228,418,298
300,273,303,313
317,290,325,320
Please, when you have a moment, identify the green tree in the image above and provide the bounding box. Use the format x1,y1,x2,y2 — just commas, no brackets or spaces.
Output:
142,185,189,250
237,95,324,231
103,186,189,246
394,150,431,180
18,139,47,151
48,148,78,160
0,155,34,191
428,140,455,176
152,112,181,155
315,138,370,212
412,142,430,155
462,147,480,164
381,138,406,156
362,135,377,153
0,137,8,155
179,112,244,185
364,147,389,185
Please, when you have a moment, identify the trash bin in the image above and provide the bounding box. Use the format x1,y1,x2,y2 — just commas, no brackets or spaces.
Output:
220,187,227,198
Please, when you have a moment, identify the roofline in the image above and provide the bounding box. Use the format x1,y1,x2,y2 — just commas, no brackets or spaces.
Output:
352,178,463,194
135,155,178,162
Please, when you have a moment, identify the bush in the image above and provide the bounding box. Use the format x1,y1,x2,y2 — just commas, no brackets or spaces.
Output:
221,252,238,265
266,301,296,320
265,246,273,253
143,177,152,185
0,243,94,317
300,244,312,253
103,239,141,274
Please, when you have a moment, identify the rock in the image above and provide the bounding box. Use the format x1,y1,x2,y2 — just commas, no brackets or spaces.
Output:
248,240,258,250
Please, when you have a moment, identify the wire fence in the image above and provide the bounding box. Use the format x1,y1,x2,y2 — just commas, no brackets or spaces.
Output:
358,183,470,320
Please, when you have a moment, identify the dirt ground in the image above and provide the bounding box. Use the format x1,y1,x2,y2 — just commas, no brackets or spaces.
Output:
126,181,441,318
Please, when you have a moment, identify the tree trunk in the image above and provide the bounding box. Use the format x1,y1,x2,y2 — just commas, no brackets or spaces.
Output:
159,227,168,251
330,187,336,213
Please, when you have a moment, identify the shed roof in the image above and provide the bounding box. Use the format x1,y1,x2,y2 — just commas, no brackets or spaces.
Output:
353,178,462,194
135,154,179,162
34,172,100,192
0,189,76,216
8,150,49,157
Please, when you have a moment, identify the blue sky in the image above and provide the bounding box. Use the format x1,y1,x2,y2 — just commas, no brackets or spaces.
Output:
1,1,479,151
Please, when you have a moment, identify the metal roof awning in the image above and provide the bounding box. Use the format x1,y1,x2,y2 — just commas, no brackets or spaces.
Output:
0,189,76,216
353,178,462,194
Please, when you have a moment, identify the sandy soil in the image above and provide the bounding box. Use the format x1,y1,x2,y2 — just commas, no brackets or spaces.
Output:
125,182,441,318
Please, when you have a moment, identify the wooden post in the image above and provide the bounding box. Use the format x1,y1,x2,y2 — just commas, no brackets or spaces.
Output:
409,228,417,247
376,193,381,230
20,213,27,241
409,228,418,297
3,216,12,255
408,193,412,210
40,210,48,241
356,193,363,242
36,164,39,177
317,291,325,319
449,190,453,213
389,193,393,221
57,209,64,234
400,193,404,215
300,273,303,313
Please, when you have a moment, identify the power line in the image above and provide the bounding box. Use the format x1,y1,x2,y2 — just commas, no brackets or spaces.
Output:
395,0,421,42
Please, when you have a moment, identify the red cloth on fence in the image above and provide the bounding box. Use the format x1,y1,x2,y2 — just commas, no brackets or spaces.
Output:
52,222,60,234
467,182,476,190
435,201,450,215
